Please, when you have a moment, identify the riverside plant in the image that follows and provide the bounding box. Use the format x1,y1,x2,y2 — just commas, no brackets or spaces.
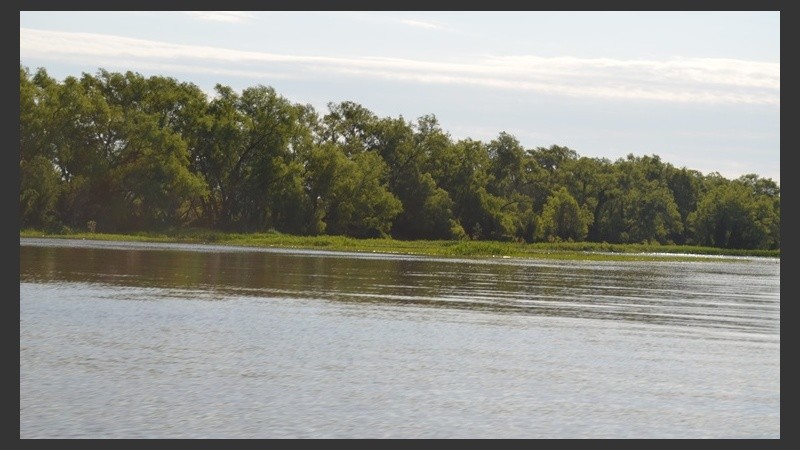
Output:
19,229,778,262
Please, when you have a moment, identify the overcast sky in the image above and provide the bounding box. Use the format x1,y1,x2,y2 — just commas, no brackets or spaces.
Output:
19,11,780,184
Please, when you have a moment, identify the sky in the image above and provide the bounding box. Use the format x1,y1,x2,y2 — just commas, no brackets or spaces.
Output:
19,11,780,184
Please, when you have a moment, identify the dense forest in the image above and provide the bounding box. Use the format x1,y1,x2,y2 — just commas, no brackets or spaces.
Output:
19,65,780,250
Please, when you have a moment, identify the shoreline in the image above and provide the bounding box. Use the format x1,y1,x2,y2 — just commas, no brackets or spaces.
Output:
20,230,779,263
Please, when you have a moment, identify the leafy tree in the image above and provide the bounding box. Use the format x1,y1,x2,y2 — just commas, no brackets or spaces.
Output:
234,85,312,231
623,181,682,244
529,144,578,173
433,139,515,240
323,150,402,238
191,84,312,231
557,156,613,242
366,115,459,239
665,166,703,244
526,145,580,228
111,115,209,230
737,173,780,197
74,70,208,231
593,154,682,244
484,132,544,241
19,156,62,230
689,175,779,249
18,65,779,250
487,132,525,198
538,187,592,242
20,68,116,230
319,101,379,155
20,66,61,230
736,174,780,249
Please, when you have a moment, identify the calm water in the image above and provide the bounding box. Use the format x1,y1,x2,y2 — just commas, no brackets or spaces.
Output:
19,238,780,438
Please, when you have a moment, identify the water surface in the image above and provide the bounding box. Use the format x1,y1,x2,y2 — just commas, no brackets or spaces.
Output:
20,238,780,438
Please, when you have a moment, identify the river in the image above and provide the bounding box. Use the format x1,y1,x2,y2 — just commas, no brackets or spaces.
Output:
19,238,780,438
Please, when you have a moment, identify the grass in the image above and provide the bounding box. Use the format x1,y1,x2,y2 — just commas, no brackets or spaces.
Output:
19,228,779,262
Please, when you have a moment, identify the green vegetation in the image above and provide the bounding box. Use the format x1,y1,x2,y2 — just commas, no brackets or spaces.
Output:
20,65,779,252
20,229,778,262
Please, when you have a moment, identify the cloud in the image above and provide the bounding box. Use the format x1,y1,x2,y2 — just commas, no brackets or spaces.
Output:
183,11,255,23
20,28,779,106
399,19,444,30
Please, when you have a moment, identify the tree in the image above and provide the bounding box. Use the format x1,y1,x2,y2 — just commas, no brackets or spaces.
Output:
323,150,402,238
20,67,115,231
74,70,208,231
319,101,378,155
557,156,612,242
593,154,682,244
529,144,578,173
538,187,592,242
433,139,515,240
18,65,779,250
192,84,313,232
19,156,61,230
623,181,682,244
487,132,526,198
109,115,208,230
666,167,703,244
689,176,779,249
366,115,460,239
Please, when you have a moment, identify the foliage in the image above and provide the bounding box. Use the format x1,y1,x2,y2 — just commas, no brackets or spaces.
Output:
20,230,779,261
538,187,592,242
19,65,779,251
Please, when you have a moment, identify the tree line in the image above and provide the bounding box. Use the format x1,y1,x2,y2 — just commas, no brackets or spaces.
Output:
19,66,780,250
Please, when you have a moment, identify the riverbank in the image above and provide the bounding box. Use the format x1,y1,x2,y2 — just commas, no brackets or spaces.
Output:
20,229,779,262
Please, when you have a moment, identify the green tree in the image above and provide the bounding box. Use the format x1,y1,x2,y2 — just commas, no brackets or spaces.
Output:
19,156,62,230
76,70,208,231
538,187,592,242
434,139,515,240
20,66,62,230
20,67,116,231
665,166,703,244
624,181,682,244
523,145,582,240
487,132,525,198
192,84,312,232
368,115,460,239
319,101,379,155
556,156,613,242
323,150,402,238
110,115,208,230
690,176,779,249
529,144,578,173
594,154,681,244
736,174,780,249
301,142,347,235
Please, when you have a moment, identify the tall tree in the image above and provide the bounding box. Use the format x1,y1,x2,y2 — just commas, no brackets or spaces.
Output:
323,150,402,238
76,70,208,231
319,101,378,155
436,139,515,240
665,166,703,244
192,84,311,232
690,175,779,249
370,115,460,239
538,187,592,242
19,155,61,230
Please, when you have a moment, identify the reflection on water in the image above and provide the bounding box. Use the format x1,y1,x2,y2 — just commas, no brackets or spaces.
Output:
20,238,779,336
20,238,780,438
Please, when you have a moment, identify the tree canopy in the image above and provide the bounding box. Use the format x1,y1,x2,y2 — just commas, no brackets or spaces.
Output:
19,66,780,250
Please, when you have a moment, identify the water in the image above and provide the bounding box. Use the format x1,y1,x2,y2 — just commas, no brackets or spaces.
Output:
19,238,780,438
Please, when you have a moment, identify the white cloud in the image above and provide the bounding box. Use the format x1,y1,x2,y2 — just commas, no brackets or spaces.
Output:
399,19,443,30
20,28,779,106
183,11,255,23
